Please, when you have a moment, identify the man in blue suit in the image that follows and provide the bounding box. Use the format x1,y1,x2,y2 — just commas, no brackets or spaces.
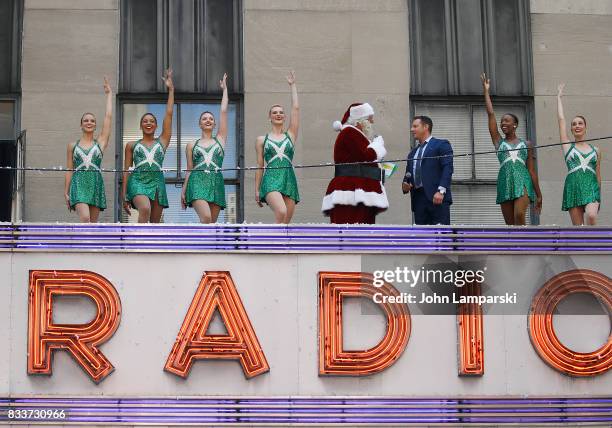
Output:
402,116,453,225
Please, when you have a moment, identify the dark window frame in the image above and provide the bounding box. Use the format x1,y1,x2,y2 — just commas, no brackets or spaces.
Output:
409,0,533,96
0,95,20,140
0,0,23,136
119,0,243,94
0,0,23,93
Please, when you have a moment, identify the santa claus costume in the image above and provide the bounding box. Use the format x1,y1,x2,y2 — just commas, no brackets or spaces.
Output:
321,103,389,224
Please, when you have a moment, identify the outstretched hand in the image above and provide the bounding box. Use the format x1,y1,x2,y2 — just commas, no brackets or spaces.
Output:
480,72,490,91
557,83,565,97
103,76,112,94
219,73,227,90
162,69,174,91
286,70,296,86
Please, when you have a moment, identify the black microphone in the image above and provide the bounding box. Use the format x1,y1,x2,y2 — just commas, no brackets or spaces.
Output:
402,172,412,194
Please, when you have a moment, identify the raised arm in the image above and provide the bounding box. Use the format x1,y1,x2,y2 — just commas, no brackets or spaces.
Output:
159,69,175,149
286,71,299,141
98,77,113,151
64,142,75,210
121,142,134,215
254,136,265,207
181,142,194,210
557,83,571,152
526,141,543,215
217,73,229,145
481,73,501,147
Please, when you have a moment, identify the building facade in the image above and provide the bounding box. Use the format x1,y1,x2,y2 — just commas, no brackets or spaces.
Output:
5,0,612,225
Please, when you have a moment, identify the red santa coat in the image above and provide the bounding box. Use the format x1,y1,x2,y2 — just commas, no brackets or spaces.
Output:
322,125,389,216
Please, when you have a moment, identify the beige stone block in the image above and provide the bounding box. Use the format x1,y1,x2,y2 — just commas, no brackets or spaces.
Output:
351,12,410,95
26,0,118,9
532,14,612,96
244,0,406,12
244,10,352,94
531,0,612,15
0,256,9,395
24,174,67,221
22,9,118,94
22,92,116,139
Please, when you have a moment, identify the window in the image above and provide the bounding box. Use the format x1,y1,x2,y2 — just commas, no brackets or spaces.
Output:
120,0,240,93
0,0,23,221
409,0,535,224
119,0,243,223
0,101,16,140
0,0,22,95
0,0,22,137
409,0,532,96
121,102,239,223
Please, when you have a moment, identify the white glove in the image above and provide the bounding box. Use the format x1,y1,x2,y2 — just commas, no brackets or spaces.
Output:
368,135,387,161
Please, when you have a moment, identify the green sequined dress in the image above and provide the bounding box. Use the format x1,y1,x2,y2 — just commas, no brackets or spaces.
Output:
126,139,169,208
69,140,106,210
562,143,600,211
496,139,536,204
185,138,226,209
259,133,300,203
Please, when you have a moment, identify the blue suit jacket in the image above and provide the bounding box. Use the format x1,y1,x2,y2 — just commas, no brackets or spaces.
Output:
404,137,454,207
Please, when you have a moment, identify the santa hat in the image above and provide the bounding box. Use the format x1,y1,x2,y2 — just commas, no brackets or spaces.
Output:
332,102,374,131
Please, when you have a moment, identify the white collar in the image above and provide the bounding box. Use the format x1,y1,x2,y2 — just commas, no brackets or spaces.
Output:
416,135,432,149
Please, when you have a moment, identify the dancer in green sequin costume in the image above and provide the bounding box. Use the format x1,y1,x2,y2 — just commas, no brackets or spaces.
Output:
64,77,113,223
182,73,229,223
255,71,300,224
557,83,601,225
481,73,542,225
121,69,174,223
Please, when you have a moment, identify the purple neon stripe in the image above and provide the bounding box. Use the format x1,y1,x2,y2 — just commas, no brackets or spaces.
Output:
14,243,457,251
15,236,459,244
463,398,612,404
14,223,612,234
63,416,462,423
8,405,611,415
462,238,612,243
7,223,612,254
12,397,612,405
464,417,612,423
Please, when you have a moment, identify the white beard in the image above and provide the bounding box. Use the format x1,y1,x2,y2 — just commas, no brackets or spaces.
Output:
356,119,374,140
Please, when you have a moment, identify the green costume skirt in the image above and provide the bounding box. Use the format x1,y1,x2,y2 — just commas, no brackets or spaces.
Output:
69,170,107,210
562,173,600,211
185,170,226,209
496,164,535,204
126,170,169,208
259,168,300,203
